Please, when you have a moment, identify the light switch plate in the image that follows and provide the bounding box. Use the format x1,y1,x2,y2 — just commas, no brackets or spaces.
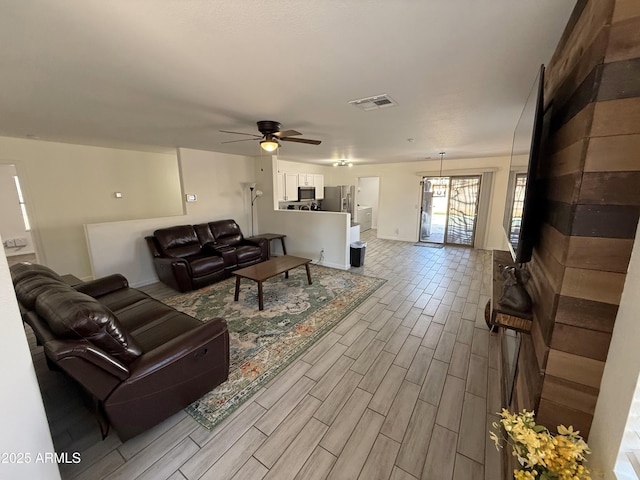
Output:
114,192,123,198
185,194,197,202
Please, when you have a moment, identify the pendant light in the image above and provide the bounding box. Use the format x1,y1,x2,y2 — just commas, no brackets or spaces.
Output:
439,152,445,177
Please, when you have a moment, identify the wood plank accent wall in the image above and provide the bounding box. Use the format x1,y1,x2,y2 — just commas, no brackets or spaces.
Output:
511,0,640,439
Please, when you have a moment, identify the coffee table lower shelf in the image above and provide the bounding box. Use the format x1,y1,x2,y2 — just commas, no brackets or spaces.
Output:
233,255,313,310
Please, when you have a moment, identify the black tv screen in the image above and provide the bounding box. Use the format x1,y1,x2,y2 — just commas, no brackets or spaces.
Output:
503,65,545,264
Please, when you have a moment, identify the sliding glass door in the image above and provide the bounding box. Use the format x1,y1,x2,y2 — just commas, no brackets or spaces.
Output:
445,176,481,246
419,175,481,246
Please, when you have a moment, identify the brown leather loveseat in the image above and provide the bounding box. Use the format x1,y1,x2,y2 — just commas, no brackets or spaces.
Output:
145,219,268,292
11,262,230,441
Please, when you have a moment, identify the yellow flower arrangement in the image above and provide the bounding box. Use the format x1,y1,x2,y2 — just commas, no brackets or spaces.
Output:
490,409,591,480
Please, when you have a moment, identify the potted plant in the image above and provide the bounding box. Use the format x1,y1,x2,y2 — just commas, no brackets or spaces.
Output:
490,409,591,480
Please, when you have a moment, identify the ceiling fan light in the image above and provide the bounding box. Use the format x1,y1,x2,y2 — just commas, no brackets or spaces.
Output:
260,139,279,152
334,159,353,167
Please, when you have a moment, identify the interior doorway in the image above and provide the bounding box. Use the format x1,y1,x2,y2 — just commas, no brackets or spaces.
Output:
419,175,481,246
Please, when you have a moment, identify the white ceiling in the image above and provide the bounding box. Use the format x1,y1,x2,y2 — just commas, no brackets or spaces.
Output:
0,1,575,165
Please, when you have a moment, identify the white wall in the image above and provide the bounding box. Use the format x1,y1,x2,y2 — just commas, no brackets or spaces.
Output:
266,154,514,253
86,152,352,285
0,235,60,479
276,158,330,176
256,156,351,269
9,135,511,284
0,164,34,257
588,221,640,479
85,149,515,286
0,137,183,279
259,209,351,269
178,148,257,233
327,156,512,249
86,215,189,287
86,149,258,286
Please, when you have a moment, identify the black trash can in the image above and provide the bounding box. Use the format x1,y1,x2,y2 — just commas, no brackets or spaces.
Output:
350,241,367,267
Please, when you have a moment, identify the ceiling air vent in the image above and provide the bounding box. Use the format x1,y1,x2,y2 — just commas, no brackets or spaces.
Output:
348,94,397,111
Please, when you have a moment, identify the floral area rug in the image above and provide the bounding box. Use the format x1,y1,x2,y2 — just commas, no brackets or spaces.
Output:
163,263,386,430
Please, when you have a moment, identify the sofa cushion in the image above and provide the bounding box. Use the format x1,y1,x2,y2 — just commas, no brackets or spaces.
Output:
14,275,75,310
209,220,243,247
187,254,226,277
154,225,202,258
110,297,179,333
235,245,262,264
35,289,142,364
10,262,63,285
92,287,152,313
129,311,204,352
193,223,215,245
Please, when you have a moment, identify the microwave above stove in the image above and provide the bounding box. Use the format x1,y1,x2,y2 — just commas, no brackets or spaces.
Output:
298,186,316,201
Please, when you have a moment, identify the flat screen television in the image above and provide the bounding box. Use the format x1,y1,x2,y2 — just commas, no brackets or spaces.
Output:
503,64,545,264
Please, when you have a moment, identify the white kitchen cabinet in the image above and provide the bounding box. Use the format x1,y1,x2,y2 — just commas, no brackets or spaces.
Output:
298,173,313,186
313,174,324,199
358,207,372,231
276,173,285,201
279,172,323,201
294,173,324,198
284,173,298,201
277,173,299,201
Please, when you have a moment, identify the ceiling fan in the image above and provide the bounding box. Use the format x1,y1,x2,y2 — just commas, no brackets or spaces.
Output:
220,120,321,152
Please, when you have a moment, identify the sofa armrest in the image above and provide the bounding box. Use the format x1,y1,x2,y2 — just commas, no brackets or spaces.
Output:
145,236,162,257
245,237,268,260
74,274,129,298
44,339,130,399
151,257,193,292
104,318,229,440
45,339,130,379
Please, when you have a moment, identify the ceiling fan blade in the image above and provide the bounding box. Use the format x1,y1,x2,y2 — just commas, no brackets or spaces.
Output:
219,130,262,138
281,137,322,145
221,138,261,144
274,130,301,138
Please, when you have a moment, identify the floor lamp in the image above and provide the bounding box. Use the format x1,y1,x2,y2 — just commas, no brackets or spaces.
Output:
250,186,263,237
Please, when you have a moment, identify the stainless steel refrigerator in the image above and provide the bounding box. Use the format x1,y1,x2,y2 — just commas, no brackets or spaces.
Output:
323,185,356,218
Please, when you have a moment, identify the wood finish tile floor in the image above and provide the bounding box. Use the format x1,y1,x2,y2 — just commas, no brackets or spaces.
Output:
26,231,504,479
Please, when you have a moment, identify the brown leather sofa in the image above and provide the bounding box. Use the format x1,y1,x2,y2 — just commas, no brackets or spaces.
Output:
145,219,268,292
11,262,229,441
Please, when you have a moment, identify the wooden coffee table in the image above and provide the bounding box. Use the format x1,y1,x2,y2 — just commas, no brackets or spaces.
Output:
233,255,313,310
